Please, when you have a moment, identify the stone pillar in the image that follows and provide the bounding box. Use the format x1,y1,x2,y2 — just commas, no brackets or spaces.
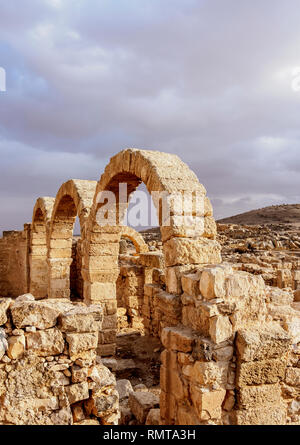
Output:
47,258,73,299
83,228,120,357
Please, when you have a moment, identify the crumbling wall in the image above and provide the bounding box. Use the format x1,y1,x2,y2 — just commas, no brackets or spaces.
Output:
158,264,300,425
0,295,119,425
0,227,30,298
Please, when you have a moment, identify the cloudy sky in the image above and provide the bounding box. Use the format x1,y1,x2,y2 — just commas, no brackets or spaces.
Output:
1,0,300,233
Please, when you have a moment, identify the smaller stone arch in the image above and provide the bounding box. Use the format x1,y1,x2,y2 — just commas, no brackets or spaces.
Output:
30,197,55,299
120,226,149,254
47,179,97,299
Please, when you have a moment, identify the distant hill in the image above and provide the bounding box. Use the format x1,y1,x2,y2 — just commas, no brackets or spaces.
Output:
218,204,300,226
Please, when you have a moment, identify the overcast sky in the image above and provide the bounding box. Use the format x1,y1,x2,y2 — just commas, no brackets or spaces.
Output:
1,0,300,234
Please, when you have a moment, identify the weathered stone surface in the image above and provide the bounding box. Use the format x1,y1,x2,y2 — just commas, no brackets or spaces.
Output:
285,367,300,387
129,391,159,424
200,266,226,300
66,332,98,356
0,298,12,325
7,335,25,360
58,304,103,332
15,293,35,302
233,403,287,425
237,384,281,409
236,358,287,386
161,326,195,352
116,379,133,401
65,382,89,405
236,324,291,362
26,328,65,356
0,328,8,360
163,238,221,267
209,316,233,344
11,299,73,330
190,387,226,420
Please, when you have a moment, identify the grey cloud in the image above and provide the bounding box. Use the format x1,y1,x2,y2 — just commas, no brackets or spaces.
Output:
0,0,300,233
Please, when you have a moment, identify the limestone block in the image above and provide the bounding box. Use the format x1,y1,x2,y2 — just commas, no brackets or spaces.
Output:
85,388,119,417
283,316,300,344
160,216,205,242
236,358,287,386
88,243,119,256
88,255,118,270
10,300,73,330
237,384,281,409
285,367,300,387
100,329,117,344
84,282,116,301
203,216,217,239
190,387,226,421
129,391,160,424
181,272,201,297
232,403,287,425
0,298,12,325
0,329,8,360
236,324,291,362
88,364,116,388
116,379,133,401
163,238,221,267
75,350,97,368
7,335,26,360
226,271,265,300
139,252,164,268
161,326,195,352
15,294,35,302
66,332,98,356
200,266,226,300
72,366,89,383
209,316,232,344
102,314,117,330
26,328,65,356
58,305,103,332
191,361,228,387
166,265,192,294
65,382,89,405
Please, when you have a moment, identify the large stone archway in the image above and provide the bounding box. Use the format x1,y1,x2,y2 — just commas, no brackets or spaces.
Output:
83,148,221,356
47,179,97,299
29,197,55,299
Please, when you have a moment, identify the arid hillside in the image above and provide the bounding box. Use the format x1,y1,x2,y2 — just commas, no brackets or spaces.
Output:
218,204,300,226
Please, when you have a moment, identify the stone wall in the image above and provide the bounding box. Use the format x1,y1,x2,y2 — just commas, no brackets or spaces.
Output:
0,295,119,425
0,227,30,298
158,264,300,425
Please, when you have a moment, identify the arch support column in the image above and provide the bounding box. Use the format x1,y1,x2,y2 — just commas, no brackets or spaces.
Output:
47,258,73,299
83,227,121,356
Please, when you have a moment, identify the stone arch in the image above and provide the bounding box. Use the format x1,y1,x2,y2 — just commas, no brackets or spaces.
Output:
83,148,221,356
47,179,97,299
29,197,55,299
120,226,149,254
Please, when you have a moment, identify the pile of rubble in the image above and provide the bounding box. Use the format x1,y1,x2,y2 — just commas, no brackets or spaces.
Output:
0,294,119,425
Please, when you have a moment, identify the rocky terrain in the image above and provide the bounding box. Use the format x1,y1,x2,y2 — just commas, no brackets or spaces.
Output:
218,204,300,226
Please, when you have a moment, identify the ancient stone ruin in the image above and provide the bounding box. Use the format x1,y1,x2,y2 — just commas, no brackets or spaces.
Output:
0,148,299,425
